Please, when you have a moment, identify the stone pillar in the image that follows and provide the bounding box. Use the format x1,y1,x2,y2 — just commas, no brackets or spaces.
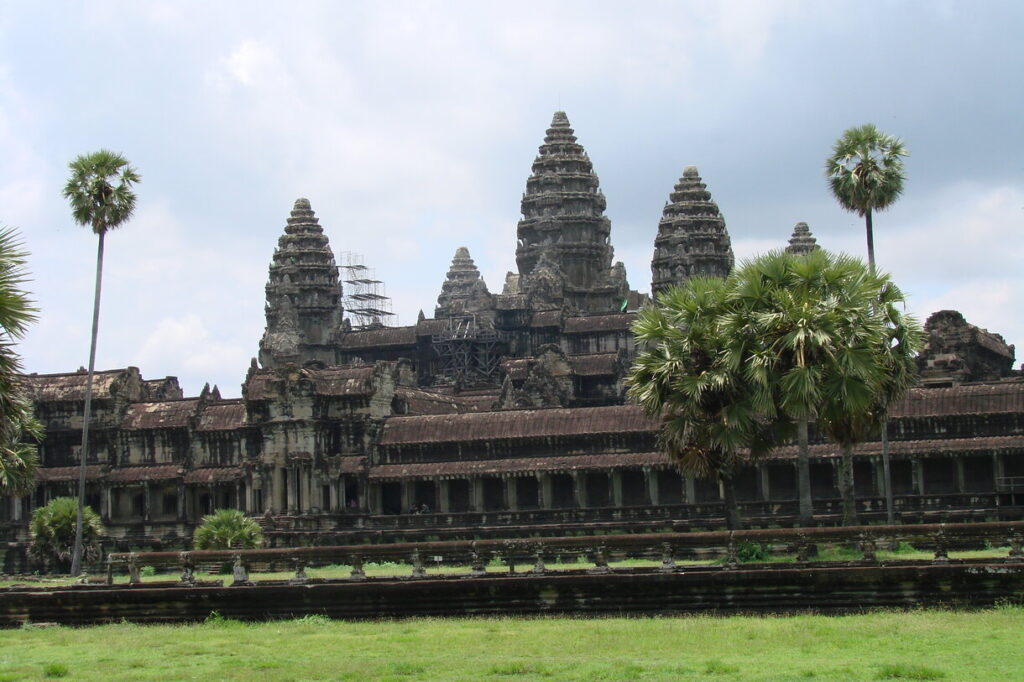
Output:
234,481,243,511
684,476,696,506
438,479,450,513
993,453,1005,492
11,496,21,522
300,466,312,513
207,484,215,514
539,473,552,509
470,478,484,512
401,480,414,513
177,483,186,522
245,477,254,513
287,467,297,513
369,482,382,515
874,458,886,498
955,457,966,494
611,470,624,507
758,465,771,502
329,478,339,512
505,477,518,511
101,484,112,524
273,466,285,513
645,468,659,506
912,459,925,496
572,471,586,508
143,481,151,522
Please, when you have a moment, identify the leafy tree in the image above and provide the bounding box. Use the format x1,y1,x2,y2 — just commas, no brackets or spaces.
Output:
62,150,140,576
628,277,777,530
0,226,42,497
29,497,104,571
193,509,263,550
825,124,907,271
727,250,920,526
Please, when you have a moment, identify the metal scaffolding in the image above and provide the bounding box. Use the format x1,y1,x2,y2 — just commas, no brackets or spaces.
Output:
339,252,396,330
432,315,506,387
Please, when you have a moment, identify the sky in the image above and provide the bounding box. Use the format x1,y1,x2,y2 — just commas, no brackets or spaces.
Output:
1,0,1021,397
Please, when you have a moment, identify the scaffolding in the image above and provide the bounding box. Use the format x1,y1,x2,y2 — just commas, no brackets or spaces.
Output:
432,315,506,387
339,252,396,330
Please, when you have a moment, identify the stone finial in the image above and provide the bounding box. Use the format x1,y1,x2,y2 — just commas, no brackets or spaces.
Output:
785,221,820,256
293,197,311,211
551,111,570,127
683,165,699,179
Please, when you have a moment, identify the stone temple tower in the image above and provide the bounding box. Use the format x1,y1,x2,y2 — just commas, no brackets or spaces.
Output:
258,198,343,368
515,111,627,314
785,222,820,256
435,246,493,320
650,166,734,299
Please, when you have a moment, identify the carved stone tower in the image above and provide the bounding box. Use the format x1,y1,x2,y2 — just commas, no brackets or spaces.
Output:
435,246,493,320
515,111,625,314
785,222,820,255
651,166,734,298
259,198,343,368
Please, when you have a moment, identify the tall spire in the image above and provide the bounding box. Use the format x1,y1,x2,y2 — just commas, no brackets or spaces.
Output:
515,112,623,313
785,222,820,255
259,198,343,367
435,246,493,319
650,166,734,298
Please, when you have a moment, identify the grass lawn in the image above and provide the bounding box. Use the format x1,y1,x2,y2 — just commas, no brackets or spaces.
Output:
0,608,1021,680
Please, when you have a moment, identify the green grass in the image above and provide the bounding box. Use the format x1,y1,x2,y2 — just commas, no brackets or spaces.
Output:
1,545,1013,588
0,608,1021,680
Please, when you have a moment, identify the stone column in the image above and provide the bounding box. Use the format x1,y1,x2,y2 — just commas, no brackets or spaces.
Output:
955,457,966,494
207,484,215,514
645,468,660,506
684,476,696,506
539,473,552,509
874,458,886,498
993,453,1005,492
505,477,518,512
470,478,484,512
438,479,450,513
401,480,414,513
143,481,151,522
11,496,21,522
758,465,771,502
912,459,925,496
572,471,586,508
244,477,254,513
329,477,339,512
177,483,186,522
369,482,382,515
287,467,297,513
611,471,624,507
300,466,312,513
273,466,285,513
101,484,112,524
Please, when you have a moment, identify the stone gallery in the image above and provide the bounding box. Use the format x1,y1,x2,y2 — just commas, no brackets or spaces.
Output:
7,113,1022,552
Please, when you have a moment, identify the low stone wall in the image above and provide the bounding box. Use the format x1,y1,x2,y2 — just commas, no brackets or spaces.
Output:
2,562,1023,626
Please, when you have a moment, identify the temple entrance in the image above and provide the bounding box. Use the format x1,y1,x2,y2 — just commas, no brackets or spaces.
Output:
516,476,539,509
621,470,647,506
585,473,610,507
768,464,796,500
381,482,402,515
482,478,505,511
963,456,993,492
448,479,470,512
551,474,575,508
658,471,683,505
414,481,436,512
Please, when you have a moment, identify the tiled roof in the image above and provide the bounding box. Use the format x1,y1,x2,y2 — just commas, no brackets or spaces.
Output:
380,405,657,445
196,402,247,431
415,318,447,335
890,382,1024,417
337,456,367,474
569,353,619,377
122,400,198,429
183,467,243,484
529,310,563,328
23,370,126,402
107,465,182,483
501,358,530,380
338,326,417,349
370,452,669,480
35,465,104,482
563,313,636,334
310,366,376,396
394,387,493,415
769,435,1024,460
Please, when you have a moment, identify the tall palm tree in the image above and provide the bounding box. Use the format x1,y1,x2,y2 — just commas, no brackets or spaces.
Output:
62,150,140,576
0,226,41,497
727,250,898,526
826,124,909,525
628,278,777,530
825,124,908,271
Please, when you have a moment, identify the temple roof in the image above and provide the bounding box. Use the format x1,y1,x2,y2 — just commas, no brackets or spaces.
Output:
370,452,670,480
785,222,820,255
122,400,199,430
338,326,418,350
196,401,247,431
380,405,657,446
23,369,133,403
563,313,635,334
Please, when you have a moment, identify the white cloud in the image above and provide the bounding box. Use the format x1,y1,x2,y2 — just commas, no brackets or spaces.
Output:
133,314,250,390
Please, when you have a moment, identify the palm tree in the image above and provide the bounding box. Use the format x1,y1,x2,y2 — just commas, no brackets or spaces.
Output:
0,226,41,497
628,278,777,530
825,124,908,271
62,150,140,576
826,124,909,525
193,508,263,550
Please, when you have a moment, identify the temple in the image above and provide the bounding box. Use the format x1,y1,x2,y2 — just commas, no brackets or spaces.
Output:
4,112,1022,557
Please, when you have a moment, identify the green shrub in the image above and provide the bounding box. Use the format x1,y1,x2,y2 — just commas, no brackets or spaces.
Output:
29,497,103,572
42,663,68,678
736,541,770,562
193,508,262,550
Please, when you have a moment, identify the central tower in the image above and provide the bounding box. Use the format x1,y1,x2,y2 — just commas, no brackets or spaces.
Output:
514,111,626,314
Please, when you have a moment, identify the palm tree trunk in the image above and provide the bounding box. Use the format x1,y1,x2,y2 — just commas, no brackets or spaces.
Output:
839,442,858,526
881,416,895,525
70,230,105,576
864,208,875,272
797,417,813,526
720,472,741,531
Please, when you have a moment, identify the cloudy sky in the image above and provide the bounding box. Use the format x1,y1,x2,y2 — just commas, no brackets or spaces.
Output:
1,1,1021,397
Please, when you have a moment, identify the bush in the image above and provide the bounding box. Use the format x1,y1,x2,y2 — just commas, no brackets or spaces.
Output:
736,541,770,562
29,497,103,572
193,508,262,550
